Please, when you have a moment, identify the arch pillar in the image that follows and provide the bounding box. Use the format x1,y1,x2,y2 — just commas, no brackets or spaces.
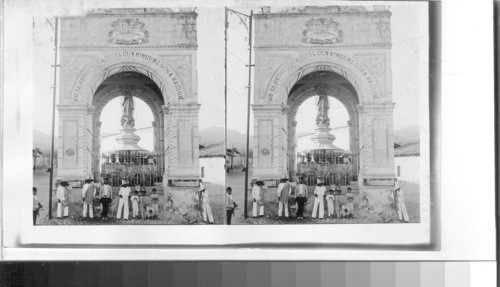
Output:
56,104,95,180
357,102,395,185
162,104,201,187
252,104,288,184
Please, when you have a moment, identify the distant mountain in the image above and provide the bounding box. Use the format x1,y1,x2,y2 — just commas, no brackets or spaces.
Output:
394,126,419,145
199,127,249,151
33,130,52,150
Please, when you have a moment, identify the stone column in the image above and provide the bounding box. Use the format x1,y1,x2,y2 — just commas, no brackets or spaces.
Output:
357,102,395,186
162,104,201,187
287,120,298,178
56,104,94,180
252,104,288,184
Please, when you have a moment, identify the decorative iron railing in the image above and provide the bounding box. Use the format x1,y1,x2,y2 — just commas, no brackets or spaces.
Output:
100,152,163,187
296,150,358,186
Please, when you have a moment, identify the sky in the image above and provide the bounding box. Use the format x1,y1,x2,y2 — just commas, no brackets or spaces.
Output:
33,3,428,148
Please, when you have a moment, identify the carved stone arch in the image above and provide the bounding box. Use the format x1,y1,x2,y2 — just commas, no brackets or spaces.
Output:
71,57,187,105
276,57,381,105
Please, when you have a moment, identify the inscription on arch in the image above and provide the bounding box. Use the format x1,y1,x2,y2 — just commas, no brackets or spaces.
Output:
71,51,185,102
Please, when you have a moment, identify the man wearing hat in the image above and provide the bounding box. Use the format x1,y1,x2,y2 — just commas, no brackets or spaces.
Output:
100,180,112,220
199,183,214,223
117,181,131,220
311,179,326,219
393,179,409,222
277,178,291,218
56,181,71,218
81,179,96,219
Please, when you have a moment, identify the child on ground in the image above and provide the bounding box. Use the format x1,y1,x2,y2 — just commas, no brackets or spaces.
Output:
150,188,160,219
326,189,335,218
33,187,43,225
225,187,238,225
117,182,131,220
311,179,326,219
131,190,140,219
345,187,355,218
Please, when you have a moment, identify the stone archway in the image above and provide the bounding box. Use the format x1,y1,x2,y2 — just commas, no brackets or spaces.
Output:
286,70,360,179
252,7,395,188
56,9,201,187
91,71,165,181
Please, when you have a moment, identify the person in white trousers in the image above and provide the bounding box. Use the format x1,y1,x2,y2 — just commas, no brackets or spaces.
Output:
117,182,131,220
199,183,214,223
277,178,291,218
56,181,70,218
81,179,96,219
252,181,266,217
393,179,409,222
311,180,326,219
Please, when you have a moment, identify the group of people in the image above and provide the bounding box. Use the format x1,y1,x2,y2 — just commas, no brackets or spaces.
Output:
245,177,408,222
37,179,162,221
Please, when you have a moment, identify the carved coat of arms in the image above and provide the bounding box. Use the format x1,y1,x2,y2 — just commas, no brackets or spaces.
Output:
109,18,149,45
302,18,343,45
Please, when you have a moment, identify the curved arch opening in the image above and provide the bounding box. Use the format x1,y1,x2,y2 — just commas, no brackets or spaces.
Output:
286,70,360,185
91,71,166,185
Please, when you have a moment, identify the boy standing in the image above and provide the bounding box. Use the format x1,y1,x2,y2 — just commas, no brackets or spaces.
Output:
150,188,160,219
33,187,43,225
138,189,148,219
131,190,140,219
325,189,335,218
345,187,355,218
225,187,237,225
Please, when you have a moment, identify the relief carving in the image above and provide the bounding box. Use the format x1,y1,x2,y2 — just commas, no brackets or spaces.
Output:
109,18,149,45
302,18,343,45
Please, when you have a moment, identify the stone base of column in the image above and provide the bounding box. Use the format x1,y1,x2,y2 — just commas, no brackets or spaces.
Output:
356,185,400,222
163,173,201,188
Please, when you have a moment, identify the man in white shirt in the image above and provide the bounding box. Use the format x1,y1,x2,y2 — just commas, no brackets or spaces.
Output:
56,181,70,218
252,181,266,217
199,183,214,223
117,182,131,220
311,179,326,219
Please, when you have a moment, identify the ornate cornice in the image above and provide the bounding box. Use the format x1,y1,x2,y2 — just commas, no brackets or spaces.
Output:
60,45,198,51
254,44,391,51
